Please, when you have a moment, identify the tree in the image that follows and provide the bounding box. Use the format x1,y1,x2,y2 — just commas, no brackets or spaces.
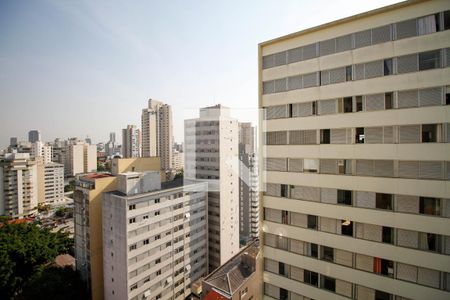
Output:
19,266,87,300
0,223,74,299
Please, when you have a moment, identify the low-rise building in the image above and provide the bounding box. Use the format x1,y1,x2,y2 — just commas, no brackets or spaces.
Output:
201,239,262,300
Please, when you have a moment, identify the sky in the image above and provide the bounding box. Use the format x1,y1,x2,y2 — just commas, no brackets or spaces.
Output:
0,0,401,149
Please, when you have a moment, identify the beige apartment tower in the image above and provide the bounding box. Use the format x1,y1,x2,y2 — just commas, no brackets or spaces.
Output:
141,99,173,171
185,104,240,272
259,1,450,299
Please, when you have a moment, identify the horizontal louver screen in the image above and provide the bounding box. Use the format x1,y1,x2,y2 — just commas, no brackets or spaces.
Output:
292,102,312,117
266,131,287,145
288,159,303,172
266,105,288,119
265,158,287,171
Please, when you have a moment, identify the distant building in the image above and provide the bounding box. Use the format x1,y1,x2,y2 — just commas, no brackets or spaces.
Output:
141,99,173,171
37,162,64,206
201,239,262,300
102,173,208,300
105,132,118,157
74,157,161,300
238,123,259,245
172,149,184,171
10,137,17,147
28,130,41,143
185,104,239,272
31,141,52,164
0,153,38,218
122,125,141,158
65,139,96,177
85,137,92,145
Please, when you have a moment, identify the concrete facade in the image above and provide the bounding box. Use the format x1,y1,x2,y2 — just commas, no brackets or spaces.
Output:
259,1,450,299
65,140,97,177
122,125,141,158
102,176,208,300
74,157,162,300
185,104,240,272
37,162,64,205
141,99,173,171
0,153,38,218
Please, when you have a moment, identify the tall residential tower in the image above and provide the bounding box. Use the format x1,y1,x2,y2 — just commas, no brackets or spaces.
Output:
259,1,450,299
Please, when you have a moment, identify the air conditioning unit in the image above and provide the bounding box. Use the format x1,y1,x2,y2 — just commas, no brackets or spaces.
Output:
143,290,151,298
185,264,191,273
166,276,173,285
184,212,190,220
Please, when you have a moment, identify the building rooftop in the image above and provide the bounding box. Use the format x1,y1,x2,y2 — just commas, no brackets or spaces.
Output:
82,173,114,180
203,239,260,296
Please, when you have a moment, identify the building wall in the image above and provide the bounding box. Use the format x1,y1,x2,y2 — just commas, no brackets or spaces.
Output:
259,1,450,299
111,157,162,180
102,182,208,300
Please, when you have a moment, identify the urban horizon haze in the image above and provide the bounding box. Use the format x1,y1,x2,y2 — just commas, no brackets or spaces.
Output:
0,0,400,148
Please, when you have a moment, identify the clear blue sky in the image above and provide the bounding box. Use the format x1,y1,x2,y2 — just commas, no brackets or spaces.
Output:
0,0,400,148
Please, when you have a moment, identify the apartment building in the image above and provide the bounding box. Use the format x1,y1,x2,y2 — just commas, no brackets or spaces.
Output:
65,140,97,177
238,123,259,245
74,157,161,300
201,239,262,300
141,99,173,171
259,1,450,299
37,161,64,206
0,153,38,218
31,141,52,164
28,129,41,143
122,125,141,158
185,104,240,272
102,173,208,300
172,150,184,172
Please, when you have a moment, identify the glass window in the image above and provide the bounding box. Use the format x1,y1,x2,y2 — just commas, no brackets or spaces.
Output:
419,197,440,215
385,92,393,109
346,66,352,81
376,193,392,210
341,220,353,236
321,129,330,144
384,59,393,75
419,50,441,70
322,276,336,292
356,127,365,143
356,96,363,112
307,215,318,230
444,11,450,30
344,97,353,112
338,190,352,205
321,246,334,262
304,159,319,173
304,270,319,286
382,227,393,244
422,124,438,142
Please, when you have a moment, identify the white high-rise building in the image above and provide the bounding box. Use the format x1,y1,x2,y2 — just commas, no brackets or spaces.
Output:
31,141,52,164
122,125,141,158
238,123,259,245
184,104,240,272
141,99,173,171
37,162,64,205
259,1,450,299
102,172,208,300
0,153,38,218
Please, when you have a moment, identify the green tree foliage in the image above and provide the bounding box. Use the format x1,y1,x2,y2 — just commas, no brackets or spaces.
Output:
0,223,74,299
19,266,87,300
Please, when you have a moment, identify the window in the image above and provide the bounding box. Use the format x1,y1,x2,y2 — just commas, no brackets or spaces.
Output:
308,243,318,258
154,211,160,216
385,92,393,109
337,190,352,205
321,129,330,144
375,290,393,300
279,262,288,277
155,234,161,240
346,66,352,81
304,270,318,286
281,210,289,224
143,215,149,220
338,159,352,175
341,220,353,236
156,270,161,276
288,104,293,118
382,227,393,244
374,258,394,277
418,14,439,35
321,246,334,262
356,96,363,112
129,244,137,251
421,233,440,252
356,127,365,143
419,50,441,70
312,101,317,115
241,287,248,297
383,59,393,75
280,288,289,300
422,124,438,142
155,258,161,265
445,11,450,30
307,215,318,230
376,193,392,210
322,276,336,292
344,97,353,112
281,184,288,198
304,159,319,173
129,218,136,224
129,204,136,210
143,239,149,245
130,284,137,291
155,198,160,203
420,197,440,215
447,87,450,105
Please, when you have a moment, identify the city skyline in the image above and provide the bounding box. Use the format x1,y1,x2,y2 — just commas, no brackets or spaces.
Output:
0,0,400,149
